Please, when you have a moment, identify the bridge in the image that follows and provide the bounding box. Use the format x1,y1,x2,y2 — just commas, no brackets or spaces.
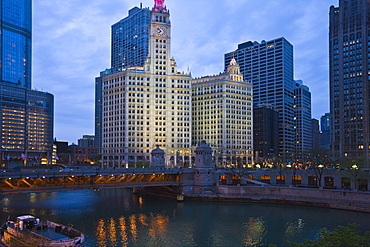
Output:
0,168,183,193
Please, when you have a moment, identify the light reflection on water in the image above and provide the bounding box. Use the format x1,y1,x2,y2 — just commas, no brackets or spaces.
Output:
284,219,305,238
243,217,266,246
1,188,370,247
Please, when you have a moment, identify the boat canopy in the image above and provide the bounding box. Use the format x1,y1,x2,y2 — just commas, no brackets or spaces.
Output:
17,215,35,221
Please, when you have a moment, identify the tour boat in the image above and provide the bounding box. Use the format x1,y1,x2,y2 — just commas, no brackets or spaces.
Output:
1,215,84,246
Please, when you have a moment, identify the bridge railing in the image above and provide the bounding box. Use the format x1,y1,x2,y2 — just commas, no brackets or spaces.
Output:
0,167,187,179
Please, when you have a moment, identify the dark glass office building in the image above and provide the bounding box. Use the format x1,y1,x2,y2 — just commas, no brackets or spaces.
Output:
320,113,330,149
225,38,295,162
0,0,32,88
329,0,370,160
253,105,279,164
111,5,151,71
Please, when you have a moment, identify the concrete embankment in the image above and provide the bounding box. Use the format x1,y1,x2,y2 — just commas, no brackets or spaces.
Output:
185,186,370,213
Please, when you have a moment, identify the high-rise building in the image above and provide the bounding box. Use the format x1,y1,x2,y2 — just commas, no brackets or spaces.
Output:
225,38,295,162
320,113,330,149
0,0,32,88
94,74,103,152
111,5,151,71
78,135,95,148
311,118,320,154
0,0,54,167
0,83,54,166
192,59,254,167
294,80,312,162
321,112,330,132
253,104,279,164
329,0,370,160
98,0,192,167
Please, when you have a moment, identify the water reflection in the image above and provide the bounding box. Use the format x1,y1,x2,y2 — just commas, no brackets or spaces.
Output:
96,219,107,246
108,218,117,244
1,189,370,246
243,217,267,246
129,215,138,242
119,216,128,246
148,214,169,241
94,212,169,247
285,219,305,238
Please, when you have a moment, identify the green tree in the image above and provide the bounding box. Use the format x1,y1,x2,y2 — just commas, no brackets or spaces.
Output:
289,224,370,247
135,161,150,168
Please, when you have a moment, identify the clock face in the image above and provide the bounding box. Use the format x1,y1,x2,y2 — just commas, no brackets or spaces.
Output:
156,27,166,36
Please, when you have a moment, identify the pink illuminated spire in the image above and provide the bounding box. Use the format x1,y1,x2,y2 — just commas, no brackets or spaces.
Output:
154,0,165,8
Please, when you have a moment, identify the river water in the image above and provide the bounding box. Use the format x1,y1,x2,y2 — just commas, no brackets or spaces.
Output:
1,188,369,247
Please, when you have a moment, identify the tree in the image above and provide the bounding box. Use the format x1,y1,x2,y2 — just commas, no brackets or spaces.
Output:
135,161,150,168
339,156,370,190
227,162,252,182
309,147,332,167
312,164,325,187
229,166,251,179
270,156,287,184
289,224,370,247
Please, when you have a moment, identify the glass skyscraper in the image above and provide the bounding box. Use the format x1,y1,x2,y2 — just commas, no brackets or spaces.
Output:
320,113,330,150
225,38,295,162
111,5,151,71
329,0,370,160
0,0,32,88
0,0,54,166
294,80,312,163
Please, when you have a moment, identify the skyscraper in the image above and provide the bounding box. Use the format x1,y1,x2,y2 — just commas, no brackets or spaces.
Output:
225,38,295,162
0,0,54,166
0,0,32,88
111,5,151,71
320,113,330,149
98,0,192,167
294,80,312,163
192,59,254,167
253,104,279,164
311,119,320,153
329,0,370,160
78,135,95,148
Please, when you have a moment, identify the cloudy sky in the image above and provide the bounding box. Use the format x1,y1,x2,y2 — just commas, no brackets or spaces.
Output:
32,0,338,144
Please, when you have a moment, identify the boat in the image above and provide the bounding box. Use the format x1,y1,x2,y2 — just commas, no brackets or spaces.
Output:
1,215,84,247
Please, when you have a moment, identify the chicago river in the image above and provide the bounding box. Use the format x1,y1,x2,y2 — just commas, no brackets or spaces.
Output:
1,188,369,247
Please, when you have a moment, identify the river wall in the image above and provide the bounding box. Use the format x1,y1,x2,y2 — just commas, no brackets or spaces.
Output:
186,186,370,213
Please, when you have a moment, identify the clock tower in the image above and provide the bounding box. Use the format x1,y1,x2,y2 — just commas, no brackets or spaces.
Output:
147,0,172,73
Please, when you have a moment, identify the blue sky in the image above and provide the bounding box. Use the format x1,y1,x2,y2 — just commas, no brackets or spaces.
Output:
32,0,338,144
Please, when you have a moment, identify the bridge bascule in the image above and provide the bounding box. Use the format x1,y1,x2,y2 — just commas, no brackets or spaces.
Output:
0,142,219,194
0,168,183,192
